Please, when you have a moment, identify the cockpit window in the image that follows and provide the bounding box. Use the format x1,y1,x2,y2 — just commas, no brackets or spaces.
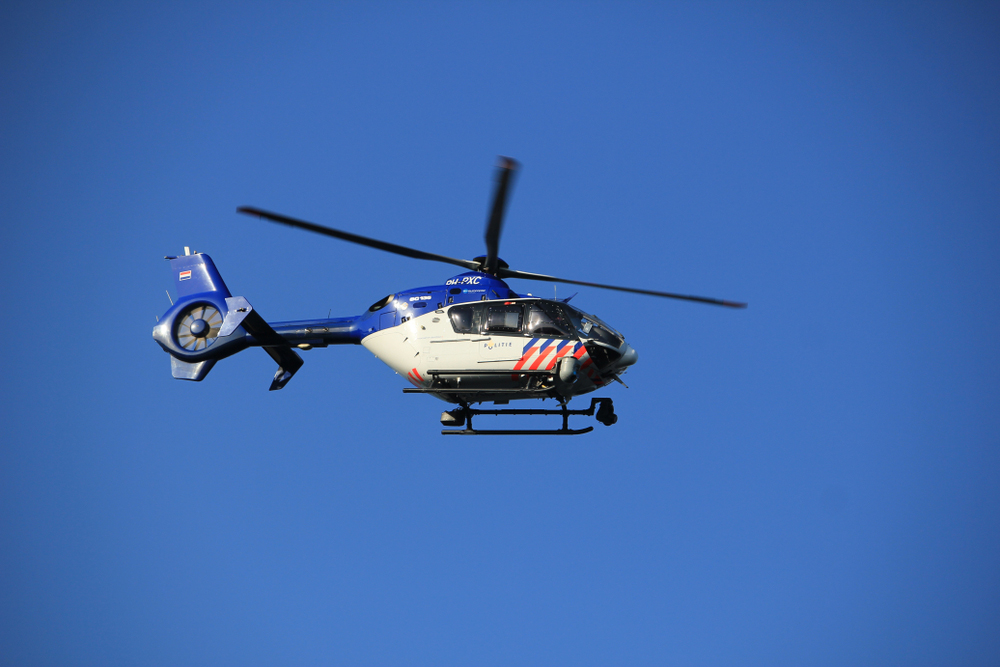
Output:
527,302,576,338
485,304,523,334
449,304,477,333
586,322,621,347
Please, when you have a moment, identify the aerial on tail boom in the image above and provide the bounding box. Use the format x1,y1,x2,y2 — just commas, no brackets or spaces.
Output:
153,157,745,434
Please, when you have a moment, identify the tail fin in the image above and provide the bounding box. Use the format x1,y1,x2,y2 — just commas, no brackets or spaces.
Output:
171,251,232,299
153,252,302,389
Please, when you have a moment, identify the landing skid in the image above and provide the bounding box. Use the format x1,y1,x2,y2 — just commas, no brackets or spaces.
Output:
440,397,617,436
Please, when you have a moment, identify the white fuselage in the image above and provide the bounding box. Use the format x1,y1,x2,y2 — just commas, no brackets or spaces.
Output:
361,301,608,403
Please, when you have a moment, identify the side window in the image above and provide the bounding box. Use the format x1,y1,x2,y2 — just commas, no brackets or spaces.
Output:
485,304,523,334
449,305,477,333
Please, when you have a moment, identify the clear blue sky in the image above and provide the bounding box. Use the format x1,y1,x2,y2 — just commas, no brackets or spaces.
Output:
2,2,998,665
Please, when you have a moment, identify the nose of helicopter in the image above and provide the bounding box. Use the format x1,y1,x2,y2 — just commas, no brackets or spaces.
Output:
618,343,638,368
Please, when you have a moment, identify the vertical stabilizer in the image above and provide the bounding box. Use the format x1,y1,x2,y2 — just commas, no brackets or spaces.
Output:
170,253,232,299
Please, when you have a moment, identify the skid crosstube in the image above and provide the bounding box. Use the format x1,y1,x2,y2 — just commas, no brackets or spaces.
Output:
440,397,616,436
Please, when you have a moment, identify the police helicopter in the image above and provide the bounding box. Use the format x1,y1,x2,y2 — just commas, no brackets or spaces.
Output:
153,158,746,435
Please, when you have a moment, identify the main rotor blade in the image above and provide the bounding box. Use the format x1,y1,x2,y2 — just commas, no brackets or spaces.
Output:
497,267,747,308
237,206,481,272
484,157,519,275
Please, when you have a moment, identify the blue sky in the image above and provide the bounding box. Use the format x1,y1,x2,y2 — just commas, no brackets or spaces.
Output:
2,2,998,665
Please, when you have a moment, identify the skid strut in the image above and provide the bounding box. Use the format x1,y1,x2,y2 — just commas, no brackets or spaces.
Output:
441,398,617,435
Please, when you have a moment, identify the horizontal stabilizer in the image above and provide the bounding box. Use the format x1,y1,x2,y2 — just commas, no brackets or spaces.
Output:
219,296,253,337
232,299,304,390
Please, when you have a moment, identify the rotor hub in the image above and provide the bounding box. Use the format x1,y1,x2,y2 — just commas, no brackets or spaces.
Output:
189,318,210,337
472,255,509,273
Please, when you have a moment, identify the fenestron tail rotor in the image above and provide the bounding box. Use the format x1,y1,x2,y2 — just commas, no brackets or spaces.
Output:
175,303,223,351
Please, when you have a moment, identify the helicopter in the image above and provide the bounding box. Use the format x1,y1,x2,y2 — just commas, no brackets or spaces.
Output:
152,157,746,435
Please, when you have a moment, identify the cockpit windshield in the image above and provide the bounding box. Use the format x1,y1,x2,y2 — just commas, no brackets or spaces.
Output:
563,304,623,348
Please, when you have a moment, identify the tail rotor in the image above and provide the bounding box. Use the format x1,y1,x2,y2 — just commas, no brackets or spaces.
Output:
176,303,223,351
